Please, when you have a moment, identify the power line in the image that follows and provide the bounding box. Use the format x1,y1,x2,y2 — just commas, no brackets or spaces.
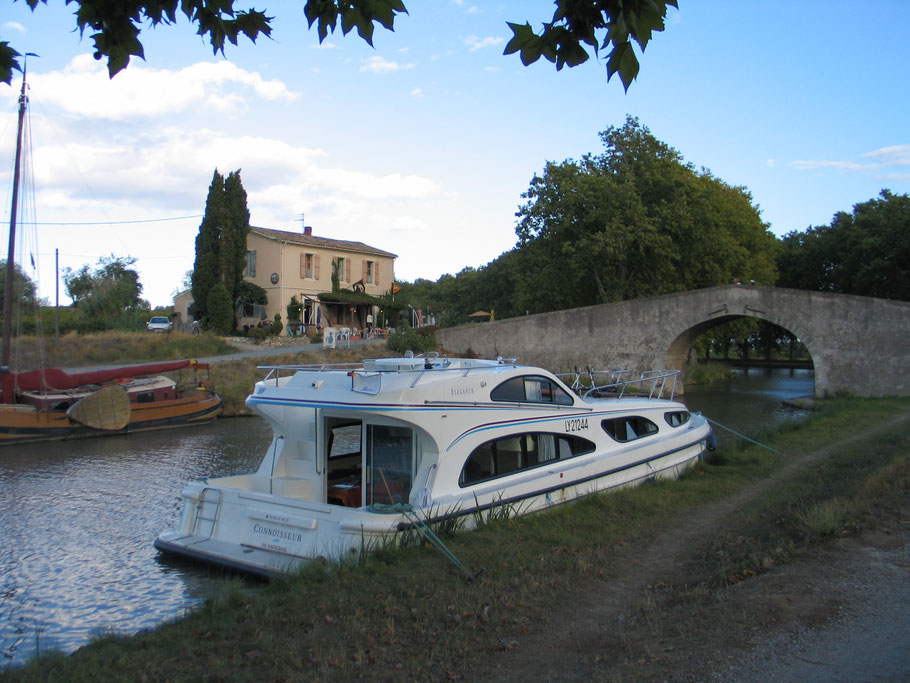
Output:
18,215,203,226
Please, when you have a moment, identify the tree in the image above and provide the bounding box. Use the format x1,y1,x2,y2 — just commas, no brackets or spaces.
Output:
0,259,39,309
206,283,233,335
191,168,251,328
2,1,677,89
63,254,149,328
512,117,777,311
777,190,910,301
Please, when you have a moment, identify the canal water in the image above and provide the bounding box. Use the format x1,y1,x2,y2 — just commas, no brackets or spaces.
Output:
0,367,814,667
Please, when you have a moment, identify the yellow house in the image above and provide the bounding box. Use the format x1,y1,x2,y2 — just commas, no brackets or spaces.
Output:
243,226,397,333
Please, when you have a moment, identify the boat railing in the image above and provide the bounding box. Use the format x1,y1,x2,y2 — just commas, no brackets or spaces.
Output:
258,355,523,394
556,367,680,400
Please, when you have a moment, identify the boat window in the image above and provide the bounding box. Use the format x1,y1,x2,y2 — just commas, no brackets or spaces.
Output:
664,411,690,427
490,376,573,406
136,392,156,404
459,432,595,487
328,422,361,458
601,416,659,443
367,425,414,505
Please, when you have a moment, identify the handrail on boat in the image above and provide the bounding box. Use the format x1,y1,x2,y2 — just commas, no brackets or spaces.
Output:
556,368,681,401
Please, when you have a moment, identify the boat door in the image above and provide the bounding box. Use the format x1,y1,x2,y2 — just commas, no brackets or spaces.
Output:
366,424,414,506
325,418,364,507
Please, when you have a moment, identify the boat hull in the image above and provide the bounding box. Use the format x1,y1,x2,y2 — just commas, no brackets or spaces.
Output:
154,431,708,577
0,391,222,445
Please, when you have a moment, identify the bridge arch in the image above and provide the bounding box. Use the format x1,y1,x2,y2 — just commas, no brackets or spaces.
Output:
436,285,910,398
663,314,816,387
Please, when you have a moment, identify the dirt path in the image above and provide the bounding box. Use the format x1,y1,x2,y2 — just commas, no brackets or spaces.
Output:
475,411,910,681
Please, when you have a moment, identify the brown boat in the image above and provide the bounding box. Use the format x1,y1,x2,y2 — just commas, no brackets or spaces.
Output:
0,359,222,445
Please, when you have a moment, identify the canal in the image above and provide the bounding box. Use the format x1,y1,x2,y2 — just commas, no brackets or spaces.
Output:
0,367,814,667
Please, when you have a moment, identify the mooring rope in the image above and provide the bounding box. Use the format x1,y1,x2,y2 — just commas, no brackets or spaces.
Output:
371,503,477,581
704,416,785,456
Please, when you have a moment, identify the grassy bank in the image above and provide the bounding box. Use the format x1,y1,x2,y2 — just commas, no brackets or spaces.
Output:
3,396,908,681
684,361,735,385
8,331,237,370
205,343,389,416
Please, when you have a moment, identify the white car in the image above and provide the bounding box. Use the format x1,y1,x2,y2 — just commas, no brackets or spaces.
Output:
147,316,173,332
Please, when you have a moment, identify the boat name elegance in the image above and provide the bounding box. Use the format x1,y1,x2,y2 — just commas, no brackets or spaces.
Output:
450,386,475,397
565,417,589,432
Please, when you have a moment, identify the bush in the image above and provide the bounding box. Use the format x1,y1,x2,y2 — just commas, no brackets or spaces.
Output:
272,313,283,337
386,324,437,354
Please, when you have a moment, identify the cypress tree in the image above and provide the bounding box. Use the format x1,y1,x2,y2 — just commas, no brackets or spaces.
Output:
191,169,252,330
223,170,251,312
191,170,225,324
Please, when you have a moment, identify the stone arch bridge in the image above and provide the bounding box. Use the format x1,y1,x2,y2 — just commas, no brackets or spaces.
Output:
436,285,910,397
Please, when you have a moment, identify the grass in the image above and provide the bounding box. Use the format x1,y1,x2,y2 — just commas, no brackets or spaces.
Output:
7,331,390,417
8,331,237,369
205,343,388,416
684,361,735,385
3,396,908,681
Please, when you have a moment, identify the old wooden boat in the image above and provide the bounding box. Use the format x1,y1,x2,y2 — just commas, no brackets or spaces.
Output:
0,359,222,444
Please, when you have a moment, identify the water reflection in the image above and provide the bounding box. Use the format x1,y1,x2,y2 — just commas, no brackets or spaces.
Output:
684,366,815,445
0,418,270,665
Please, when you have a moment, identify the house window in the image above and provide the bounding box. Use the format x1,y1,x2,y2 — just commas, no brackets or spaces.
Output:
335,256,349,283
301,253,315,279
365,260,374,284
246,250,256,277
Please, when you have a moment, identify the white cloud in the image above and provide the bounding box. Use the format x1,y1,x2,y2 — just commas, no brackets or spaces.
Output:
861,144,910,167
411,86,423,97
26,55,300,120
790,144,910,175
360,56,415,73
3,21,26,33
464,35,505,52
789,160,876,172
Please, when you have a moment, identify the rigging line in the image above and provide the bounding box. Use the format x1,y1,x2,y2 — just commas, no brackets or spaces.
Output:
22,215,204,226
30,97,129,255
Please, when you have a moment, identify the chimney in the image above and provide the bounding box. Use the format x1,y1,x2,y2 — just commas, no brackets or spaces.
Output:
304,226,312,236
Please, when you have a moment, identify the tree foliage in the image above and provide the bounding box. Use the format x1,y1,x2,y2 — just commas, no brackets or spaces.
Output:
206,282,233,335
777,190,910,301
512,117,777,312
2,1,676,89
191,168,251,329
0,259,39,309
504,0,678,91
63,254,149,328
396,118,777,325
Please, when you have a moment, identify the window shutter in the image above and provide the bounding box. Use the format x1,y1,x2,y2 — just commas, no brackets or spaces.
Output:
300,253,305,279
362,260,368,284
375,261,380,287
315,254,320,280
345,258,351,283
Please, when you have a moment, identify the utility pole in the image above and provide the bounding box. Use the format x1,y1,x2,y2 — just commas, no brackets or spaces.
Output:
55,248,60,340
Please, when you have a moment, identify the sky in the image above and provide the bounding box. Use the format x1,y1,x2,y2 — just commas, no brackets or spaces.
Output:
1,1,908,308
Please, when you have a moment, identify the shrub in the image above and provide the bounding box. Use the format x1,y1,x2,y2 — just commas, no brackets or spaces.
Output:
272,313,283,337
386,324,436,354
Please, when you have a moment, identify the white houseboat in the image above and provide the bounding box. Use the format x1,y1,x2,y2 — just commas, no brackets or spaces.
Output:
155,355,713,576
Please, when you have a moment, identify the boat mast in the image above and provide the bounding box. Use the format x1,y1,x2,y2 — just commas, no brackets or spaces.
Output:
2,64,28,369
